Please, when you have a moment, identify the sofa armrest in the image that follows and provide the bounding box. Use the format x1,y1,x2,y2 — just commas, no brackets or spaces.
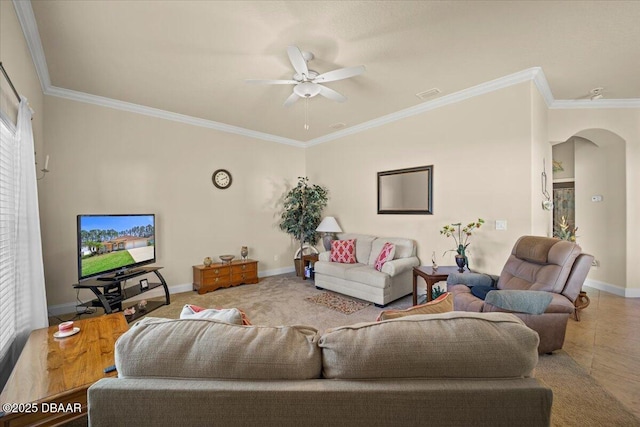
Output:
319,251,330,262
381,257,420,277
446,272,497,288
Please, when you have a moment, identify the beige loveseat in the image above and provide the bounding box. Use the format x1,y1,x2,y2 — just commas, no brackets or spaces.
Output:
88,312,552,426
313,233,420,306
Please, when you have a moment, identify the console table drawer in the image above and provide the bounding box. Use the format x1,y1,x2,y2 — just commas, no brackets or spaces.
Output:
231,263,257,274
203,266,230,279
231,271,257,283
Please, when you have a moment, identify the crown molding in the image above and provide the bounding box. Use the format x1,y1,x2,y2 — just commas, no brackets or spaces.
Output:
13,0,50,91
14,0,640,148
307,68,545,146
550,98,640,109
45,85,304,147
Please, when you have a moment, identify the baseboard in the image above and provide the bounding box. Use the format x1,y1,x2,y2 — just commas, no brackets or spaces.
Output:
584,279,640,298
47,266,297,316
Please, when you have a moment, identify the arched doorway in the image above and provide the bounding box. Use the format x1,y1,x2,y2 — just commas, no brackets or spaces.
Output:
552,129,626,290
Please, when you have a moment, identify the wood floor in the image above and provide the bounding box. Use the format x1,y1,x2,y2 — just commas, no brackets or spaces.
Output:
563,287,640,419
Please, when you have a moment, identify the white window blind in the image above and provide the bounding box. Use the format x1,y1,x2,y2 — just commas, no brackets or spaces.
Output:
0,117,18,360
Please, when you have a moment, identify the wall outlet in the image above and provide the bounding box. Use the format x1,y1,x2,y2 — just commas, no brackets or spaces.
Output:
591,195,604,202
495,220,507,230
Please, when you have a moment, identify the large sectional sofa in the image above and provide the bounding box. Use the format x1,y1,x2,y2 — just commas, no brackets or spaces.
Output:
314,233,420,306
88,312,552,426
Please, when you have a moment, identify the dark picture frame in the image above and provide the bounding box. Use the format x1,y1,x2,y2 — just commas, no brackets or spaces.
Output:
377,165,433,215
140,278,149,290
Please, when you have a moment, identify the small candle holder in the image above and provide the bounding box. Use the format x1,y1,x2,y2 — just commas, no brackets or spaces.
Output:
431,251,438,271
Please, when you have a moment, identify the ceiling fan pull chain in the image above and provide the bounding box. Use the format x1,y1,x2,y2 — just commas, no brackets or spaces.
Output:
304,97,310,130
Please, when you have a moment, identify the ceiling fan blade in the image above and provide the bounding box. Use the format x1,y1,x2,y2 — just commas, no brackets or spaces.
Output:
318,85,346,103
283,92,299,107
245,79,298,85
287,45,309,77
315,65,366,83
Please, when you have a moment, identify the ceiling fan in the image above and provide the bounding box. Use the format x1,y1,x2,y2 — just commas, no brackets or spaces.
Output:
246,46,366,107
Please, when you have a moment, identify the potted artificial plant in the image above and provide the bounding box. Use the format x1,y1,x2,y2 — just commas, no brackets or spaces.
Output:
279,177,328,276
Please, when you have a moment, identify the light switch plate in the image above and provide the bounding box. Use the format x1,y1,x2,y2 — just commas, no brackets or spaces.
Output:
495,220,507,230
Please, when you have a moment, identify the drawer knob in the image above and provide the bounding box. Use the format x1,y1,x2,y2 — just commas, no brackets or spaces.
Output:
242,265,247,270
215,278,219,283
241,274,245,280
214,269,219,274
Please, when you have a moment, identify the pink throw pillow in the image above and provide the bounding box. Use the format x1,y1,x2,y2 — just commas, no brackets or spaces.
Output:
330,239,357,264
374,242,396,271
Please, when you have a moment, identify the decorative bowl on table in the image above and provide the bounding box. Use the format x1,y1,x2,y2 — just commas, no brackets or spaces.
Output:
219,255,235,264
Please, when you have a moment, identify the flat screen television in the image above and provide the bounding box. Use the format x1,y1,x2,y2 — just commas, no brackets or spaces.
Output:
77,214,156,281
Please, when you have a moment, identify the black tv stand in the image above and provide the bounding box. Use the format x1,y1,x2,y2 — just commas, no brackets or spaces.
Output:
96,268,144,281
74,266,169,322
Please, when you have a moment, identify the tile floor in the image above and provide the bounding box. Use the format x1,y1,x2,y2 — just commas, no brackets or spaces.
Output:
563,287,640,419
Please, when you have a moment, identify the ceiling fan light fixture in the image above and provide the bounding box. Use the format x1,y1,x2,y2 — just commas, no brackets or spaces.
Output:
294,81,321,98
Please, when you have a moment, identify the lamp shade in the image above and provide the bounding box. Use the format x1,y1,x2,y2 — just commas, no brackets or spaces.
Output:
316,216,342,233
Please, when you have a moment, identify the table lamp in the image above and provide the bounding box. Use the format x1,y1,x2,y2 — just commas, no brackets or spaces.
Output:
316,216,342,251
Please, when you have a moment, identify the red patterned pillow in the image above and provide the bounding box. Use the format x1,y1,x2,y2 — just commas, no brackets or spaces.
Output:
374,242,396,271
330,239,357,264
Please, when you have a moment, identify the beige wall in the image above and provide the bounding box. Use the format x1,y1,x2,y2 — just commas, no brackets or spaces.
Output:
573,133,626,288
548,109,640,295
306,82,541,275
41,96,305,307
0,1,44,169
530,85,553,236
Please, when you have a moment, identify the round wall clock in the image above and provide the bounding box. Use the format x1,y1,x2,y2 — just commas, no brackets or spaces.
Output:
212,169,232,189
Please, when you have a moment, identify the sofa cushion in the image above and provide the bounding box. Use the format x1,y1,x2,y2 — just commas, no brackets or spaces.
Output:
498,236,581,293
344,265,390,289
376,292,453,320
115,319,321,380
319,312,539,379
330,239,357,263
514,236,559,264
373,242,395,271
314,260,363,279
368,237,415,265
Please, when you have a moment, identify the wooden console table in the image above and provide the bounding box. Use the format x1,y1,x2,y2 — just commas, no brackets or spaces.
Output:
0,313,129,427
412,266,465,305
193,259,258,294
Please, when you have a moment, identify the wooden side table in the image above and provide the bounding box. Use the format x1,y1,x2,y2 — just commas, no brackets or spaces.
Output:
412,266,465,306
0,313,129,427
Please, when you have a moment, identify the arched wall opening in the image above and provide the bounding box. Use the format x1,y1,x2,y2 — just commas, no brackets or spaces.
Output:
552,129,626,290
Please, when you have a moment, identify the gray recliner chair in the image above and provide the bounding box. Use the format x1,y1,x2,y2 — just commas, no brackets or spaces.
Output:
447,235,593,354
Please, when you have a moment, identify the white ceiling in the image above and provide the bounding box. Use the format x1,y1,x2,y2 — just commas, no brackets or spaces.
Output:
22,1,640,144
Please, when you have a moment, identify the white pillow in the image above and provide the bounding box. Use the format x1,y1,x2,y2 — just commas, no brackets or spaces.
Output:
179,304,243,325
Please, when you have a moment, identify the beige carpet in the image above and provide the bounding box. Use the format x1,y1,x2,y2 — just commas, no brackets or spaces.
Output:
64,273,640,426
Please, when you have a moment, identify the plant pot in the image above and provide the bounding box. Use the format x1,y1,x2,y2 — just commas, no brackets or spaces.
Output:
455,255,466,272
